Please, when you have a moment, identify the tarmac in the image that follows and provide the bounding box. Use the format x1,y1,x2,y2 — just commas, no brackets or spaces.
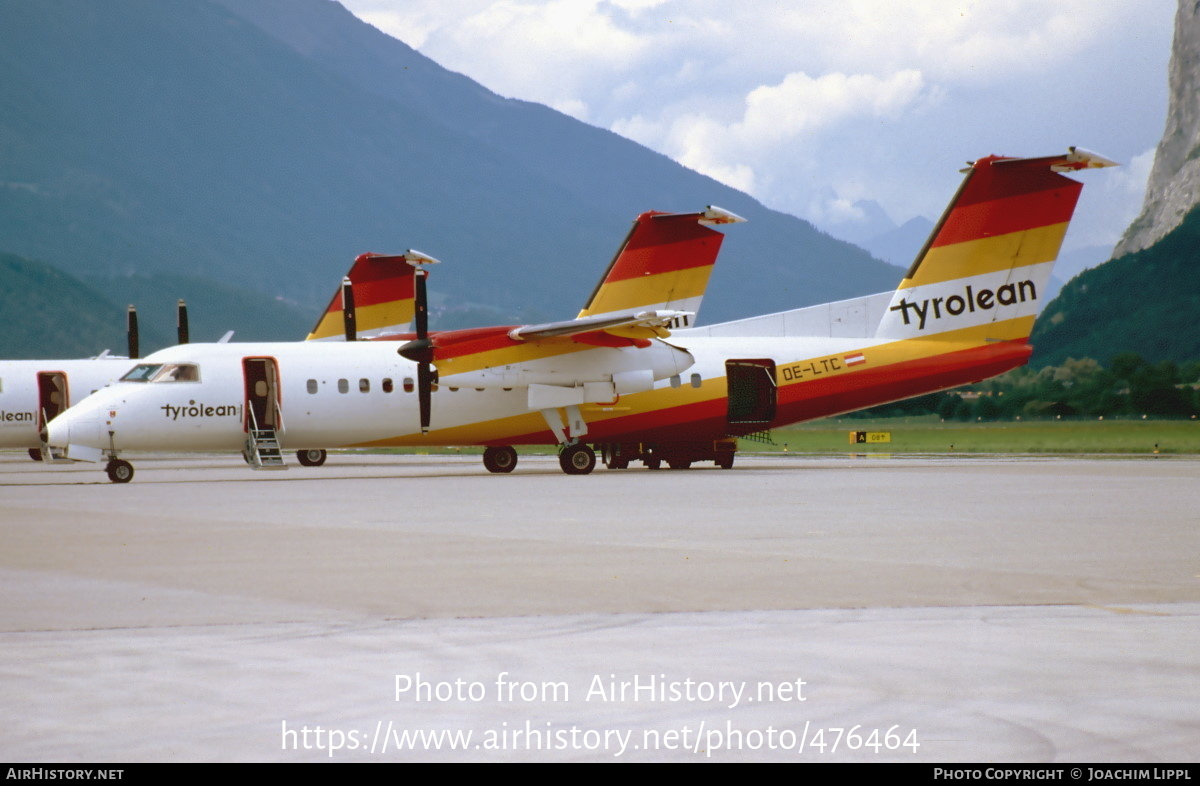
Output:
1,451,1197,762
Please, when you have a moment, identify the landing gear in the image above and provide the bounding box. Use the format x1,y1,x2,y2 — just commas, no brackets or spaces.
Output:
601,444,629,470
596,439,739,470
296,449,327,467
105,459,134,484
558,443,596,475
483,445,518,473
28,448,42,462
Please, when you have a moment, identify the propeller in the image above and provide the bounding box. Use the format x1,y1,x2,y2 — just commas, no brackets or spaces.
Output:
340,277,357,341
395,251,440,433
126,305,139,359
177,299,189,344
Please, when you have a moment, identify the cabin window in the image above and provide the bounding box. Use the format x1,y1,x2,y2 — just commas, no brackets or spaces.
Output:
690,373,702,388
382,378,394,393
307,379,318,394
403,377,414,393
338,378,349,394
670,374,681,388
359,378,370,393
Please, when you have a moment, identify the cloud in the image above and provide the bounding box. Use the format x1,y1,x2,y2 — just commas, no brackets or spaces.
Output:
340,0,1175,245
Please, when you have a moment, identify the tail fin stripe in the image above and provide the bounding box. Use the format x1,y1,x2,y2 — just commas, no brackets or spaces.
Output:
931,184,1082,249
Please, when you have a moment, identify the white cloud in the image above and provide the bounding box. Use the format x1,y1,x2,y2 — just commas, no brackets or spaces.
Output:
339,0,1176,247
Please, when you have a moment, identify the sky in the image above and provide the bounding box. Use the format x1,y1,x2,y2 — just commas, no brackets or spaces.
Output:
339,0,1176,255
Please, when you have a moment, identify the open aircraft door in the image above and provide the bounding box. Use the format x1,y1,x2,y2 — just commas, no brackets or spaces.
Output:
36,371,70,433
242,357,286,469
725,359,776,433
242,357,282,432
35,371,70,461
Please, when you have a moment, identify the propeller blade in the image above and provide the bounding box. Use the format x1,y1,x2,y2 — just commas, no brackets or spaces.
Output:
417,361,433,433
126,305,139,359
413,268,428,340
176,299,189,345
341,277,357,341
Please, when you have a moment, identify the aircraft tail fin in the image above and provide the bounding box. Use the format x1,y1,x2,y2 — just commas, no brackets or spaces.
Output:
306,253,419,341
577,206,744,326
874,147,1116,341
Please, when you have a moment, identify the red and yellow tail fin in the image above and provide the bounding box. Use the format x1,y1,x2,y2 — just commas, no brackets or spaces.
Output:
876,147,1116,341
577,206,744,325
306,253,419,341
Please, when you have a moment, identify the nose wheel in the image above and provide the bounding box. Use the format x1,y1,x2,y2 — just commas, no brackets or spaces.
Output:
105,459,134,484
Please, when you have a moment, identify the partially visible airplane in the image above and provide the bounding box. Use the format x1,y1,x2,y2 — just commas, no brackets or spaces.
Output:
44,149,1115,482
1,252,421,466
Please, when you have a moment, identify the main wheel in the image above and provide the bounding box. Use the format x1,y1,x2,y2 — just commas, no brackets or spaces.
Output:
559,443,596,475
717,454,735,469
106,459,134,484
644,457,661,470
28,448,43,462
296,449,327,467
668,459,692,470
483,445,518,473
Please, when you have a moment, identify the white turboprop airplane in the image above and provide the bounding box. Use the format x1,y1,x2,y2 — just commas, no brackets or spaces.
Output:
44,149,1115,482
1,252,421,466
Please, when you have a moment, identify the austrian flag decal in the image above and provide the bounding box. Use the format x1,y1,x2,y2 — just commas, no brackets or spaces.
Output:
844,353,866,366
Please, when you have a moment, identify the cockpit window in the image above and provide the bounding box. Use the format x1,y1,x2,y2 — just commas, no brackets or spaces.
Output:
119,363,200,383
154,364,200,382
121,364,162,382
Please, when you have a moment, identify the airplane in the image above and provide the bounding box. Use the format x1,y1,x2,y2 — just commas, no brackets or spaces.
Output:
1,252,421,468
43,148,1115,482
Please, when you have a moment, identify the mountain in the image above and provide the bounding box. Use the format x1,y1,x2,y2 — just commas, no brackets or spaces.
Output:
860,216,934,270
1032,0,1200,366
0,0,898,354
1030,204,1200,367
1112,0,1200,256
0,253,162,358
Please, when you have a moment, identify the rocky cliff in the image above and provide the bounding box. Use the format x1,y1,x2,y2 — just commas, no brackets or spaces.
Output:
1112,0,1200,257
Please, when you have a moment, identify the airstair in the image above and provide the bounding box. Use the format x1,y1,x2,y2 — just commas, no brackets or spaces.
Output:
245,408,286,470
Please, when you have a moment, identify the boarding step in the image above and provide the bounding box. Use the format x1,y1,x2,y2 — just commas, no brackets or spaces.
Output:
246,428,287,470
733,429,775,445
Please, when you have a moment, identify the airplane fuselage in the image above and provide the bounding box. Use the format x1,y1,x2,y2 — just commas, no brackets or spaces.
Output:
0,358,133,451
45,323,1031,458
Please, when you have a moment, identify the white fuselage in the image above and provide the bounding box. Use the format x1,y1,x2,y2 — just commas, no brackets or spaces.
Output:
0,357,135,450
43,332,877,459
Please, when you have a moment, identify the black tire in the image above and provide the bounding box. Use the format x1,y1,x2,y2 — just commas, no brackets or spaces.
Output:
296,449,327,467
717,455,735,469
559,443,596,475
28,448,43,462
645,457,661,470
483,445,518,473
106,459,134,484
668,459,692,470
